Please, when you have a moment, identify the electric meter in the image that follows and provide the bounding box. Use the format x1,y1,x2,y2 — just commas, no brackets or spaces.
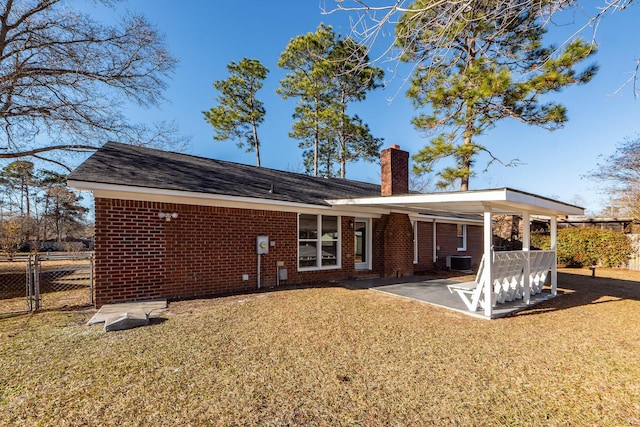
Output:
256,236,269,254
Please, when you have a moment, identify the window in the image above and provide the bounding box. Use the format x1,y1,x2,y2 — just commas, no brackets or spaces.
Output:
457,224,467,251
299,214,340,270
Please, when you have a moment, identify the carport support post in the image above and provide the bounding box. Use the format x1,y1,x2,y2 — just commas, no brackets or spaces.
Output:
483,206,493,318
522,212,531,305
550,216,558,295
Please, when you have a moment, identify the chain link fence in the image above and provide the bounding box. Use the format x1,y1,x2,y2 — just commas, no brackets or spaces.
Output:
0,253,93,315
0,255,32,314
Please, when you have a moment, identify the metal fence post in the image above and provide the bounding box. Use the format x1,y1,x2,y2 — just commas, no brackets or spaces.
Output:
26,255,33,311
33,254,40,311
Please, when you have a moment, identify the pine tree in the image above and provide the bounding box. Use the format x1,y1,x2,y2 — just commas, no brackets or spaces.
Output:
397,0,598,190
278,24,383,177
204,58,269,167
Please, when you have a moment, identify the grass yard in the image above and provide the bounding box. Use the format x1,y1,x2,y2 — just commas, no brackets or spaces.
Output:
1,268,639,426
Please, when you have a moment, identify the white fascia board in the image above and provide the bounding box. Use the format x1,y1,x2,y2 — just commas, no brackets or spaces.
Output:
409,213,483,225
327,190,504,207
320,203,388,217
68,180,376,217
502,189,584,216
328,189,521,207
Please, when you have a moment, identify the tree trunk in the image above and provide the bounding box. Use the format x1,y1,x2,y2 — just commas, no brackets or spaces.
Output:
252,120,261,167
313,90,320,177
340,91,347,179
461,104,474,191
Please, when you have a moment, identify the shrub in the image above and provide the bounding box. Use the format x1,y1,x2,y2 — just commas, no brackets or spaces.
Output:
530,231,551,250
520,229,634,268
556,228,634,268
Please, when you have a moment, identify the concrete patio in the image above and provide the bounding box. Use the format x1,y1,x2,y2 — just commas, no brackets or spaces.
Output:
340,276,556,319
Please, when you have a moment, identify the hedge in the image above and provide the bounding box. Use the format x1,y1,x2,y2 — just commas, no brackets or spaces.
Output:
529,228,634,268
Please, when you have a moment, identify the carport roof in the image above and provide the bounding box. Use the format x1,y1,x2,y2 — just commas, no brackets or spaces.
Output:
327,187,584,217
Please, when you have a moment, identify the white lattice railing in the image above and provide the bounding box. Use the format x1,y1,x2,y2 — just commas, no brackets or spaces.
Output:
448,249,556,312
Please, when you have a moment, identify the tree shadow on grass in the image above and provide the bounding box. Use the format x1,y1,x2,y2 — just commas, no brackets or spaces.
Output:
515,269,640,316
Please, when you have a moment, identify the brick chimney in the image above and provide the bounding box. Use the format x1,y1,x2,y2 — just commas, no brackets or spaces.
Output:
380,144,409,196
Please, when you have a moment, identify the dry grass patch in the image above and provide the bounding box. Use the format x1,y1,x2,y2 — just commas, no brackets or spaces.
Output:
1,268,639,425
0,258,88,274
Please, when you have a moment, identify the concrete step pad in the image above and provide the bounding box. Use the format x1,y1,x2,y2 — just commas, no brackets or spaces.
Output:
103,311,150,332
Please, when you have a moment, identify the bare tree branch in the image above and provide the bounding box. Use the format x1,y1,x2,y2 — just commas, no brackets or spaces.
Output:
0,0,183,162
479,146,523,172
0,144,95,158
322,0,638,95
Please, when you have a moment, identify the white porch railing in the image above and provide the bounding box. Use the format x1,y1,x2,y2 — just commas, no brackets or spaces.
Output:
447,249,556,313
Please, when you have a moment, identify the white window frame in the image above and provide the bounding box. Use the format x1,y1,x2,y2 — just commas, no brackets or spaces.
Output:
457,223,467,251
298,214,341,271
354,218,371,271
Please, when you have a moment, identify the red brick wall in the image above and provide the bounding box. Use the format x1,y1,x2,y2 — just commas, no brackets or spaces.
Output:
433,223,483,271
371,214,412,277
467,225,483,268
371,216,386,275
380,145,409,196
93,197,485,305
379,213,414,277
94,198,357,306
414,221,435,272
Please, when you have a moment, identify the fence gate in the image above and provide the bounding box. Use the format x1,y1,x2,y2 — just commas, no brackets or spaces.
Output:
0,255,31,315
0,253,94,315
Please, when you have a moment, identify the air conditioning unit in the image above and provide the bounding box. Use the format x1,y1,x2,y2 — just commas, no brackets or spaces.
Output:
446,255,472,272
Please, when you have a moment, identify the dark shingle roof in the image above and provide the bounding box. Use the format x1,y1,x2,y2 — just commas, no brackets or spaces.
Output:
68,142,381,206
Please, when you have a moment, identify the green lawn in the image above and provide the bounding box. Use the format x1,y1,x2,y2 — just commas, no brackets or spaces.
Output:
1,268,639,426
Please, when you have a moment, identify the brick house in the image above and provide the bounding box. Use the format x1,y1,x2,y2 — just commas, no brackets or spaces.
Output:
69,142,579,309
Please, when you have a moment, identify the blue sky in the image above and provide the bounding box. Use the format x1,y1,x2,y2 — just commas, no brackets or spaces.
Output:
83,1,639,215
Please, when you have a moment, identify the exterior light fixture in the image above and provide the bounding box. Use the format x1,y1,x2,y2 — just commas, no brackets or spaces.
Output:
158,212,178,222
348,220,354,229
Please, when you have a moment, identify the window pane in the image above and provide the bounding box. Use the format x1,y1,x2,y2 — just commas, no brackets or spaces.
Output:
299,242,317,268
322,216,338,240
457,224,466,249
299,214,318,239
321,240,338,266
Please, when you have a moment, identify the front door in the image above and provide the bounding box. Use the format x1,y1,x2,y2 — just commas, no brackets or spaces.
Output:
354,219,370,270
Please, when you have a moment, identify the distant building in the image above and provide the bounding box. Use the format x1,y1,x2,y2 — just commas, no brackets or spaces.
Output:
557,216,637,234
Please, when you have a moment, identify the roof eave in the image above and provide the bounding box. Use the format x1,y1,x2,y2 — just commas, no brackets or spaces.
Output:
68,180,385,217
327,188,584,217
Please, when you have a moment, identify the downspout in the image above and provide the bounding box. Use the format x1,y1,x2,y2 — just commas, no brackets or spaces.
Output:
257,254,261,290
432,219,438,264
550,216,558,295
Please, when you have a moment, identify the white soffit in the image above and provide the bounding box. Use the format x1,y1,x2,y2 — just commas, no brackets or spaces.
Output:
327,188,584,217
